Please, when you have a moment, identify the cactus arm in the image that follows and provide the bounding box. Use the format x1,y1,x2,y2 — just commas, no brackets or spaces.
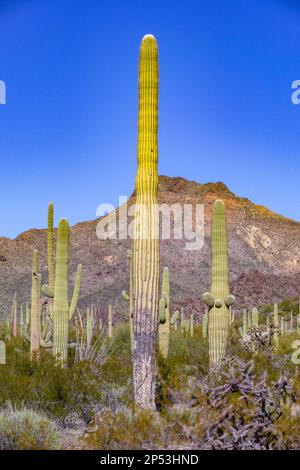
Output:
42,284,54,298
170,310,179,325
68,264,82,320
159,298,166,323
225,295,236,308
202,292,215,309
122,290,130,301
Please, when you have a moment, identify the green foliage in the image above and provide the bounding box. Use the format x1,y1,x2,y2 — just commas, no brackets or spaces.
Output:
0,406,62,449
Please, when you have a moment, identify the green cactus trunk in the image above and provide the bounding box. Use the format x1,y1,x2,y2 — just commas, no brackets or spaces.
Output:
132,35,159,410
190,314,194,337
0,341,6,365
252,307,259,328
30,250,41,359
242,309,247,336
202,310,208,338
53,219,82,365
158,267,170,359
11,293,18,337
47,202,55,290
108,304,113,338
273,303,279,349
207,200,231,369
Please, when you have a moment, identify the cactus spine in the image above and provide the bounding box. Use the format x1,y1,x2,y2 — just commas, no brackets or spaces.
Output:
52,219,82,365
132,34,159,410
203,200,235,369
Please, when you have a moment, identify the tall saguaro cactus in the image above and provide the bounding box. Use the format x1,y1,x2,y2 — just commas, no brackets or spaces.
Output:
52,219,82,365
203,200,235,369
132,34,159,410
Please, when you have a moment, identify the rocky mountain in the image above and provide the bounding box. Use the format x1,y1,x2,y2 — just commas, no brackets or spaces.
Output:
0,175,300,321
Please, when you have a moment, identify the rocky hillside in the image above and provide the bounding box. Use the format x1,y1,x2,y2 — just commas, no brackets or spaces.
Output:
0,176,300,321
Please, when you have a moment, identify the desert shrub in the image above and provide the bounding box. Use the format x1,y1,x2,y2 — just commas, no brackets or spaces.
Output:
85,408,184,450
0,325,134,423
0,406,61,449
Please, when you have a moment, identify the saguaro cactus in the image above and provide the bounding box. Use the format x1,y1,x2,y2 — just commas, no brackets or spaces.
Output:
30,250,41,358
51,219,82,365
11,293,18,337
132,34,159,410
122,249,134,351
108,304,113,338
190,314,194,337
159,267,170,358
252,307,259,328
242,309,247,337
0,341,5,365
202,200,235,369
273,303,279,349
202,310,208,338
47,202,55,291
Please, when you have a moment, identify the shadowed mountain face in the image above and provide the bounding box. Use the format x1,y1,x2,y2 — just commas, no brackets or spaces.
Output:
0,175,300,321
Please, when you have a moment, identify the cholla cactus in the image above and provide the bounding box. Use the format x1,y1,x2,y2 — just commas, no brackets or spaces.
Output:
202,200,235,369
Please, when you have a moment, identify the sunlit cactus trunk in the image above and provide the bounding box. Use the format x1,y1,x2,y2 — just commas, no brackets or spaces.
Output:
203,200,235,369
132,34,159,410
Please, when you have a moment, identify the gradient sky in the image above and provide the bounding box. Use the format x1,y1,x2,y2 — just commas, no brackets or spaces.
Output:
0,0,300,237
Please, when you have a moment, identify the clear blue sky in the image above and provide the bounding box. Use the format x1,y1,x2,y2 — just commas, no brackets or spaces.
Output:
0,0,300,237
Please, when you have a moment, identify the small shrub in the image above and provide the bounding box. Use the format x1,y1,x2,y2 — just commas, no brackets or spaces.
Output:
0,406,62,449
